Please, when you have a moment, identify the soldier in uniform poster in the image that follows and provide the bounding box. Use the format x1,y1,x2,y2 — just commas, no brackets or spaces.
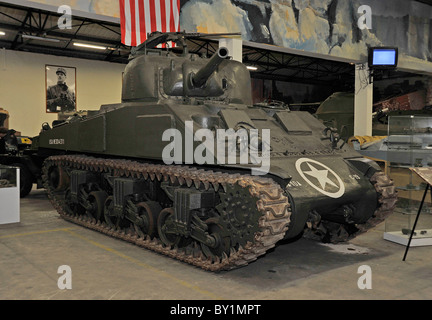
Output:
46,66,76,113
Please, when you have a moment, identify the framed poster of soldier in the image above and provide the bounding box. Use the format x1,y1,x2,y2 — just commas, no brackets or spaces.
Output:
45,65,76,113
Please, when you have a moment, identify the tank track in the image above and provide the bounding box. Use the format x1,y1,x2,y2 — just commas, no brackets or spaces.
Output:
304,171,397,243
351,171,398,239
42,154,291,271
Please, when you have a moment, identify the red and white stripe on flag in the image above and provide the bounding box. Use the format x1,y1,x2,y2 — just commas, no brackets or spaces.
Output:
119,0,180,47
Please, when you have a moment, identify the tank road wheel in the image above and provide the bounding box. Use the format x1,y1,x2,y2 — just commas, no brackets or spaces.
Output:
157,208,190,248
133,201,161,238
64,188,85,216
85,191,108,221
103,196,122,229
200,217,231,262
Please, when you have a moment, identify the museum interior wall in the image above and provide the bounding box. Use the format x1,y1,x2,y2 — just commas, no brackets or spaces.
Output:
0,49,125,137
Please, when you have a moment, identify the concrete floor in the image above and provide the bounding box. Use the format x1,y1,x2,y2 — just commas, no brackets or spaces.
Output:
1,188,432,300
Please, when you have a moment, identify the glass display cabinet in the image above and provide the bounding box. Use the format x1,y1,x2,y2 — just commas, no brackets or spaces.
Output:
384,115,432,246
0,165,20,224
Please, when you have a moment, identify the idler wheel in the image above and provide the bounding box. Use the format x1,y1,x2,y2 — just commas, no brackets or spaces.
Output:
47,165,69,191
134,201,161,238
157,208,190,248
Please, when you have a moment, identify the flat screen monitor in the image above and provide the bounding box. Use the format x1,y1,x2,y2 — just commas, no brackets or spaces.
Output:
368,47,398,69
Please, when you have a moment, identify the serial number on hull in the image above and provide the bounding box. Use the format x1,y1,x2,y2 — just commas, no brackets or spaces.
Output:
49,138,65,145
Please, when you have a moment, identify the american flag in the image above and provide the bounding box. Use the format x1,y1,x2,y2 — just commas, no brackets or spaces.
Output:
119,0,180,47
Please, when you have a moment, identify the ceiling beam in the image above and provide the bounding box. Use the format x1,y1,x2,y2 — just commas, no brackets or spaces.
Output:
0,39,128,63
414,0,432,6
0,21,121,47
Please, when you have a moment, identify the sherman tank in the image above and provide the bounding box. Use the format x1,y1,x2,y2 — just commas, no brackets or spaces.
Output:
33,32,397,271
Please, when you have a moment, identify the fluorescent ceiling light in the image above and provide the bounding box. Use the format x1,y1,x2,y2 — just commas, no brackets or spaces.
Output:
247,66,258,71
22,34,60,42
0,31,5,36
73,42,107,50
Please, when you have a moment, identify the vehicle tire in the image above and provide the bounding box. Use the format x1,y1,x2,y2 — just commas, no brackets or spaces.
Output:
12,163,33,198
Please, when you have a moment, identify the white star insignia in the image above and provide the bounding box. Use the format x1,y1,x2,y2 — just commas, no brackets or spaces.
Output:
303,163,338,190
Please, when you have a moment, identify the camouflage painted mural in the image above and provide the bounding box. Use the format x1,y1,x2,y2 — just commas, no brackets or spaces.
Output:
25,0,432,63
180,0,432,63
25,0,121,17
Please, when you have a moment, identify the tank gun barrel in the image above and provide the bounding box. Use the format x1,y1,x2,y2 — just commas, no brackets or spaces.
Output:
191,47,230,88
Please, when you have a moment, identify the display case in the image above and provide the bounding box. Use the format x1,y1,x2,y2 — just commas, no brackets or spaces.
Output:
0,165,20,224
384,115,432,246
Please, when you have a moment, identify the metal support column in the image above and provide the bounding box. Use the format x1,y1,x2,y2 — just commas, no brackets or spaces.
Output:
354,63,373,136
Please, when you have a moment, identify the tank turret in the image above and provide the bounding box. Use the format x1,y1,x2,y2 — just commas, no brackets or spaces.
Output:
121,32,251,105
36,32,397,271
